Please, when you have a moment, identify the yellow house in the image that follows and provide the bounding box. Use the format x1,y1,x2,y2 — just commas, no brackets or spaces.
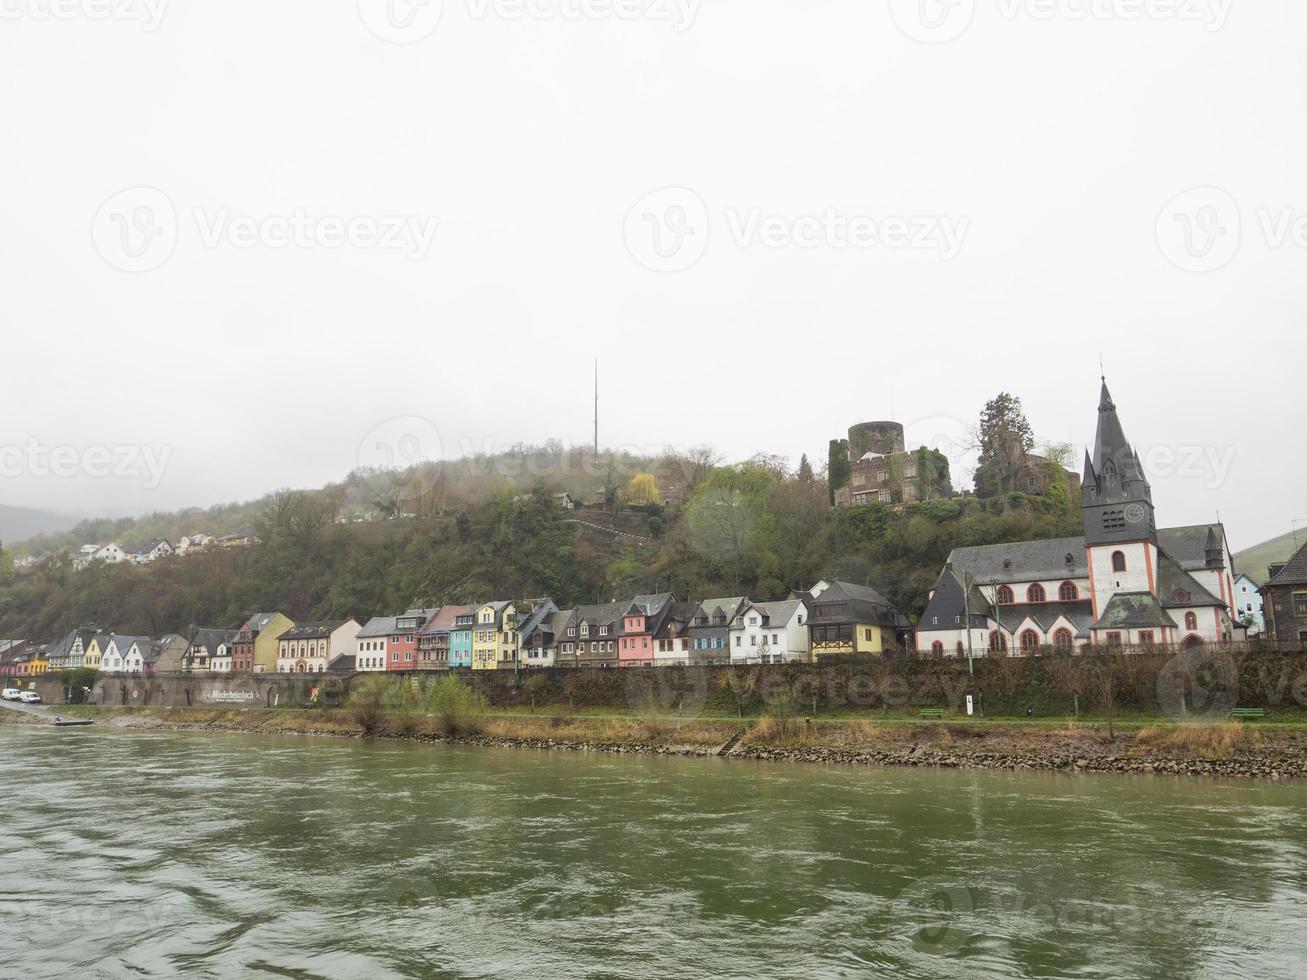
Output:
471,601,518,670
238,612,295,674
28,648,49,675
804,580,902,658
84,633,110,671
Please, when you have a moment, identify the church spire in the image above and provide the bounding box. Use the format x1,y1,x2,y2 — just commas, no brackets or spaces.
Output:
1082,377,1156,546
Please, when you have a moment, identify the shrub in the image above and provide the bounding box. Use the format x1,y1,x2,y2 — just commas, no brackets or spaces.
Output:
347,675,391,736
385,678,424,735
425,675,489,737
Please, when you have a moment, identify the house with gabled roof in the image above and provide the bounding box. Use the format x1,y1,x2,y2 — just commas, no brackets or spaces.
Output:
101,634,151,673
416,605,472,670
617,593,676,667
232,612,294,673
356,616,397,673
1262,540,1307,646
687,597,747,666
564,601,626,669
729,599,811,664
805,580,906,656
650,600,699,667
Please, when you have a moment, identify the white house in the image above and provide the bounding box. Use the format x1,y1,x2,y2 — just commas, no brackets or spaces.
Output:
93,543,126,564
184,629,234,672
275,619,362,673
129,539,173,564
729,599,810,664
355,616,396,673
101,635,150,672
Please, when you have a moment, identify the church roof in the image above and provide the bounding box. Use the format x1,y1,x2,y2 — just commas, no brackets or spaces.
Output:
1082,380,1152,505
1156,549,1226,608
1093,592,1178,630
996,601,1096,636
1158,523,1225,572
946,536,1087,585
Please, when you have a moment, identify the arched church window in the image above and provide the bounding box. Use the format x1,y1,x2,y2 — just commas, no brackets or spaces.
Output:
1020,630,1040,652
1111,551,1127,573
1028,584,1046,603
996,586,1014,605
989,631,1007,653
1053,629,1073,652
1059,581,1078,602
1185,612,1198,631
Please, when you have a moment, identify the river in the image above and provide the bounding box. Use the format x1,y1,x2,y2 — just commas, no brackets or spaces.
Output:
2,725,1305,978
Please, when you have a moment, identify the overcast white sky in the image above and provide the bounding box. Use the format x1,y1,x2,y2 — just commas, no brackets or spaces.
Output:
2,0,1304,548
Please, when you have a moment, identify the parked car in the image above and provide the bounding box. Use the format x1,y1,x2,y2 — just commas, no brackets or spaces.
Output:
2,688,21,701
19,691,41,704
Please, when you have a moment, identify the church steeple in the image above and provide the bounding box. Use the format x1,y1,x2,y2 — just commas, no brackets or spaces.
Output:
1082,379,1156,546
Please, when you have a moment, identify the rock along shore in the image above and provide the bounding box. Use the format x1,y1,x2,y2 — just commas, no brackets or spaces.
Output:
5,707,1304,782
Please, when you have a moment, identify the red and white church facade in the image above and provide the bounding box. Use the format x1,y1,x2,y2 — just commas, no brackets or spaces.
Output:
916,381,1243,656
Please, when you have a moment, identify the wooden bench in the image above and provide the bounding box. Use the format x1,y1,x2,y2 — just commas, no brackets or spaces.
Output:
1231,708,1265,721
919,708,945,720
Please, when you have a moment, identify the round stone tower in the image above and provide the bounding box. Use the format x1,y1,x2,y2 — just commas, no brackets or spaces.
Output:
848,421,905,460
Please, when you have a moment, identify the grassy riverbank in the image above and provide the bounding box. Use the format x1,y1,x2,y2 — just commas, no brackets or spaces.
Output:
9,703,1307,781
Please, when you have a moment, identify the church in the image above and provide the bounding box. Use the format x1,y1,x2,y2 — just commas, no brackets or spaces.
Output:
916,380,1243,656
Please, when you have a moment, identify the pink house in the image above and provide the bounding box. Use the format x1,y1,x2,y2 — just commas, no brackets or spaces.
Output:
617,593,675,667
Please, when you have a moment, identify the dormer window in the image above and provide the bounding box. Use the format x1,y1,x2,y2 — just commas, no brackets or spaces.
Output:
1002,559,1012,570
1065,553,1075,566
1173,589,1190,604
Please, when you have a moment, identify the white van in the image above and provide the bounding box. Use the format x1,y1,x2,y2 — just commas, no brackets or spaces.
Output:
19,691,41,704
2,688,21,701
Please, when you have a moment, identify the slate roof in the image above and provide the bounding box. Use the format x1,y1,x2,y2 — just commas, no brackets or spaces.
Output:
947,537,1088,585
187,628,234,653
739,599,806,628
279,621,348,640
327,654,356,674
1158,524,1225,572
242,612,284,635
1093,592,1178,630
1156,550,1225,608
357,616,398,639
918,566,994,632
691,597,747,628
1265,539,1307,589
996,601,1095,637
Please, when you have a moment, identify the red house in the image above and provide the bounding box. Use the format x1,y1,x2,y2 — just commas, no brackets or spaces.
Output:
387,608,438,671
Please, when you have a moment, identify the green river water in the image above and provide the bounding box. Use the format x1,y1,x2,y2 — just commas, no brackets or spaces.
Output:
1,725,1305,978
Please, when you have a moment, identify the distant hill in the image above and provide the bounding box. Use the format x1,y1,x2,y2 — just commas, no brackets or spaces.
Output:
1235,529,1307,585
0,505,81,546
